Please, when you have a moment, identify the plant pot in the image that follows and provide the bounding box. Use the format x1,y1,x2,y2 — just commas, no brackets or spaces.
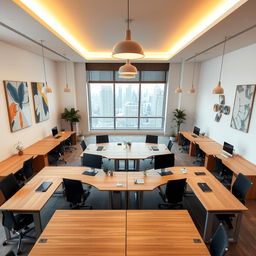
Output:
77,136,84,142
170,136,177,142
18,151,24,156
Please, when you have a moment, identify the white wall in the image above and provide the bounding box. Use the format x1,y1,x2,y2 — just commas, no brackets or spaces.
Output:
0,41,59,161
195,43,256,164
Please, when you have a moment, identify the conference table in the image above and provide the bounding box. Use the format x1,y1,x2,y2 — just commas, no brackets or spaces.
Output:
29,210,210,256
0,166,247,243
82,142,171,171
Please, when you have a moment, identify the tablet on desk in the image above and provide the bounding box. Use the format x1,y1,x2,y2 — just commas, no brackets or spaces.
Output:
151,146,159,151
36,182,53,192
97,146,104,151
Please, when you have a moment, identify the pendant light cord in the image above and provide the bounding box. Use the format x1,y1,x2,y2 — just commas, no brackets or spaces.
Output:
191,55,196,88
127,0,130,30
219,36,227,81
41,40,47,84
64,59,68,88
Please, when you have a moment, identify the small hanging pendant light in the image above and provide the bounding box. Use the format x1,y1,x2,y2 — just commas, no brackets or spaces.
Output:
188,57,196,94
175,61,184,93
64,56,71,93
119,73,136,79
213,37,227,94
119,60,137,78
41,40,52,93
112,0,144,59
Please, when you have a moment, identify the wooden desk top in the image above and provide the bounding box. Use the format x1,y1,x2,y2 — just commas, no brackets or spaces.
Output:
83,142,171,160
197,141,223,155
127,210,210,256
23,140,59,155
29,210,126,256
180,131,213,143
0,166,246,212
0,154,37,178
44,131,75,142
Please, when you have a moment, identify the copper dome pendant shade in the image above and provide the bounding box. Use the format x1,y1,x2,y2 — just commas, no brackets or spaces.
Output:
112,0,144,60
119,59,137,76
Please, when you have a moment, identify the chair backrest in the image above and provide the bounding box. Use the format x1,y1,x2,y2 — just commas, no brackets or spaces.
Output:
167,140,173,152
22,157,34,179
63,178,84,204
82,153,102,169
232,173,252,204
154,154,175,169
146,135,158,144
0,174,20,201
165,179,187,204
96,135,109,144
209,224,229,256
214,157,223,175
80,140,87,151
2,210,17,231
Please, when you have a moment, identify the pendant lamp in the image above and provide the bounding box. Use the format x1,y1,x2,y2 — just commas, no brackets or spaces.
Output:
213,37,227,94
175,61,184,93
64,57,71,92
119,60,137,78
112,0,144,59
119,73,136,79
41,40,52,93
188,58,196,93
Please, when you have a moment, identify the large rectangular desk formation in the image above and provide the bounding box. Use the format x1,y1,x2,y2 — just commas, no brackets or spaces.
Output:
179,131,256,199
0,166,247,244
29,210,210,256
82,142,170,171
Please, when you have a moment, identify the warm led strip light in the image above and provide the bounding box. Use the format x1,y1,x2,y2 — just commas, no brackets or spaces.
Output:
13,0,247,60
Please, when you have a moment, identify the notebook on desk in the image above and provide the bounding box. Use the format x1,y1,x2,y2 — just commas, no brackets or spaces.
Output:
151,146,159,151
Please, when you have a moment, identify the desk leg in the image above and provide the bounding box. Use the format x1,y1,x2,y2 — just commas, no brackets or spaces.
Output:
138,191,143,209
136,160,140,171
189,142,196,156
204,155,215,172
33,155,48,172
125,191,129,209
233,212,242,243
114,160,119,171
109,191,113,209
203,211,214,243
125,160,128,171
33,212,43,238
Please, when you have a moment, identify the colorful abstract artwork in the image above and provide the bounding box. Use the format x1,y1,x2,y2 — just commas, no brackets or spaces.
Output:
4,81,32,132
231,84,256,133
31,82,49,123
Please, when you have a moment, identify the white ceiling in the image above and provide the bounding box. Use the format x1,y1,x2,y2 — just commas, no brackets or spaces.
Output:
0,0,255,63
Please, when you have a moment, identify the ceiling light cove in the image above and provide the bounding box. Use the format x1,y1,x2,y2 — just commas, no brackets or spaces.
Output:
13,0,247,61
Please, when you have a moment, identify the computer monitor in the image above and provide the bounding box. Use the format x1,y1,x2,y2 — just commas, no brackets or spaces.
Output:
223,142,233,156
154,154,175,170
193,126,200,136
51,127,58,137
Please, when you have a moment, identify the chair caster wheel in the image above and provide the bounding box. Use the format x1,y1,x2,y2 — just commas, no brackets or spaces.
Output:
3,240,8,246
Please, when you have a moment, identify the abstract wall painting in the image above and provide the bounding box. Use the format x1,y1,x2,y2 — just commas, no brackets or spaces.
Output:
31,82,49,123
230,84,256,133
4,80,32,132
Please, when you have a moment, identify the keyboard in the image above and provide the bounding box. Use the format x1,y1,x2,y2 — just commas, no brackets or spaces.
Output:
195,172,206,176
36,182,53,192
54,135,61,139
198,182,212,192
191,134,198,138
220,153,230,158
97,146,104,151
158,170,173,176
151,146,159,151
83,170,98,176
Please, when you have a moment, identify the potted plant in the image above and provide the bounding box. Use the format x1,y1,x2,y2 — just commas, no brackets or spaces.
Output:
170,131,177,142
61,108,81,131
172,109,186,135
16,141,24,156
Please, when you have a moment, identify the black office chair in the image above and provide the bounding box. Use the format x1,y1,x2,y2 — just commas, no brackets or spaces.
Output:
193,144,205,166
80,140,87,151
179,134,189,153
2,210,35,255
5,250,16,256
145,135,158,144
48,141,67,165
0,173,20,201
64,137,76,152
212,157,231,189
96,135,109,144
154,153,175,169
82,153,102,169
167,140,173,152
217,173,252,229
209,224,229,256
62,178,92,209
158,178,187,209
22,157,34,181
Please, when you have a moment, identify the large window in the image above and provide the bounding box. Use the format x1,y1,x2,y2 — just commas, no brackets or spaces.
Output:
87,68,168,130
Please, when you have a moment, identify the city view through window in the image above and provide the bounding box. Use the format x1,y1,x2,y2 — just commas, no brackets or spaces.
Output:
87,70,167,130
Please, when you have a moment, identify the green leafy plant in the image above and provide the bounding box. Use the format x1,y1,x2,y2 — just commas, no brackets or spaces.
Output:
172,109,186,134
61,108,81,131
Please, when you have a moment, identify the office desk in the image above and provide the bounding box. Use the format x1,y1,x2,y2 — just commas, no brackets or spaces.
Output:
179,131,213,156
29,210,209,256
29,210,126,256
197,141,256,199
0,154,37,178
83,142,170,171
44,131,76,145
0,166,246,243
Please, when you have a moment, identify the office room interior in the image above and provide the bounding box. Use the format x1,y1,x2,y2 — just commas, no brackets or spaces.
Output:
0,0,256,255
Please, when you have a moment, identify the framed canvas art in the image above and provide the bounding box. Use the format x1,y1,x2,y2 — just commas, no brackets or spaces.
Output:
31,82,49,123
4,80,32,132
230,84,256,133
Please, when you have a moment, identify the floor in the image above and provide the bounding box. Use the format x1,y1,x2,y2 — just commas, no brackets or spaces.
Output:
0,136,255,256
